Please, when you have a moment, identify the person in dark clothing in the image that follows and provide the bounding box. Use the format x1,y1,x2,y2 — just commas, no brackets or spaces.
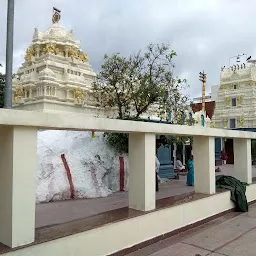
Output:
155,156,160,191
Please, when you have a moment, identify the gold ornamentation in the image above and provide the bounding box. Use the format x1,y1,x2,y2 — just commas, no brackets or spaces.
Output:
15,85,24,97
41,44,65,56
210,121,216,128
225,97,230,106
221,84,228,90
237,96,243,105
42,43,57,55
223,118,228,128
79,52,88,63
54,46,65,56
68,46,79,59
14,85,24,104
74,87,85,103
239,116,244,127
24,45,35,62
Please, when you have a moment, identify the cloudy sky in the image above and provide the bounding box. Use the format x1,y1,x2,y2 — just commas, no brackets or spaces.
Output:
0,0,255,98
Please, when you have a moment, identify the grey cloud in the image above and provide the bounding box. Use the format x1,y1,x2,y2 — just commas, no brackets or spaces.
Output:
1,0,256,98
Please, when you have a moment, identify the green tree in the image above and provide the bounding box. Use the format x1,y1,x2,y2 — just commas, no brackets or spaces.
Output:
93,43,189,121
0,73,5,108
93,43,191,153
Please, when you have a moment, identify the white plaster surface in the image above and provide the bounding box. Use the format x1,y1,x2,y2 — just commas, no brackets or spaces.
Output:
1,109,256,139
194,136,216,194
1,108,256,251
0,127,37,248
234,138,252,184
128,133,156,211
37,130,129,203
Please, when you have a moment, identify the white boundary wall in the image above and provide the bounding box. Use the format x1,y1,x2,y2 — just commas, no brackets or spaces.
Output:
0,109,255,253
3,186,256,256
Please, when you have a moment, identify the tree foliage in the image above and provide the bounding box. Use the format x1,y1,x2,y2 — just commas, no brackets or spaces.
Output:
93,43,189,120
0,73,4,108
93,43,191,153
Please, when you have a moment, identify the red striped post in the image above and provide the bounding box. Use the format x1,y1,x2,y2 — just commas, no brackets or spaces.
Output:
61,154,75,199
119,156,125,192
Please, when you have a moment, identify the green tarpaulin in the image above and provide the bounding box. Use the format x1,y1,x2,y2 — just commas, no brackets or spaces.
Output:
216,175,248,212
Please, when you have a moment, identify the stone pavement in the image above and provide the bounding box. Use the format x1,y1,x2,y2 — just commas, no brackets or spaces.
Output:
126,202,256,256
36,165,256,228
35,180,194,228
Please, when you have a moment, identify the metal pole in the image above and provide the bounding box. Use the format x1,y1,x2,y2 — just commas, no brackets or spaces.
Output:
199,71,206,113
4,0,15,109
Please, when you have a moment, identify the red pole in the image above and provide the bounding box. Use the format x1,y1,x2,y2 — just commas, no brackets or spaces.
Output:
61,154,75,199
119,156,125,192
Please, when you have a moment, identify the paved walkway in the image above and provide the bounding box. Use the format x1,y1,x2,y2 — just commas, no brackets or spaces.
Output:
35,180,194,227
127,202,256,256
36,165,256,228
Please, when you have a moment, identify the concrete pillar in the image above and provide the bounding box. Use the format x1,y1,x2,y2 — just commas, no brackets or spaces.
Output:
193,136,216,194
129,133,155,211
0,126,37,248
234,138,252,184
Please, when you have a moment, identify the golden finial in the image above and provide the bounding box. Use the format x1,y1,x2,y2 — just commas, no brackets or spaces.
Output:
52,7,61,24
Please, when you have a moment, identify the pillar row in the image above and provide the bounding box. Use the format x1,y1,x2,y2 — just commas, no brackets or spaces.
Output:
193,136,216,194
129,133,156,211
234,138,252,184
0,126,37,248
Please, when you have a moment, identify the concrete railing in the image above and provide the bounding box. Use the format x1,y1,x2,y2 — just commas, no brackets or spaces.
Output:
0,109,254,249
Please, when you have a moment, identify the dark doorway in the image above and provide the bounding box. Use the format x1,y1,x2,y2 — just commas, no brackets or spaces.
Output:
225,139,234,164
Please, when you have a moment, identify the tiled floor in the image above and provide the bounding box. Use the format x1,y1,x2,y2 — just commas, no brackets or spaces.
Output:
0,165,254,255
128,203,256,256
35,179,194,228
36,164,256,228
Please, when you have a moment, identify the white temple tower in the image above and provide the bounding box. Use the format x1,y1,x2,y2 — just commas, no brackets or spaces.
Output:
212,61,256,129
12,9,109,117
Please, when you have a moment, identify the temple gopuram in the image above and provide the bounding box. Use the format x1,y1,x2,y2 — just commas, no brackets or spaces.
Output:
12,8,110,117
212,60,256,130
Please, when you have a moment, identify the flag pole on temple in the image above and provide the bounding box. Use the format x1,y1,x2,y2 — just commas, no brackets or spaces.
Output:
199,71,207,113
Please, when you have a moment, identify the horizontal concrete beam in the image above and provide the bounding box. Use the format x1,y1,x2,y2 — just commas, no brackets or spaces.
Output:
0,109,256,139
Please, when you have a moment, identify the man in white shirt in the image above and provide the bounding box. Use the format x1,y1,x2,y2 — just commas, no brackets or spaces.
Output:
176,157,185,171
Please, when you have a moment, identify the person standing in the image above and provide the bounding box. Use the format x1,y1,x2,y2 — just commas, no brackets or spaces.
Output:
155,156,160,191
176,157,186,172
186,155,194,186
221,148,228,165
